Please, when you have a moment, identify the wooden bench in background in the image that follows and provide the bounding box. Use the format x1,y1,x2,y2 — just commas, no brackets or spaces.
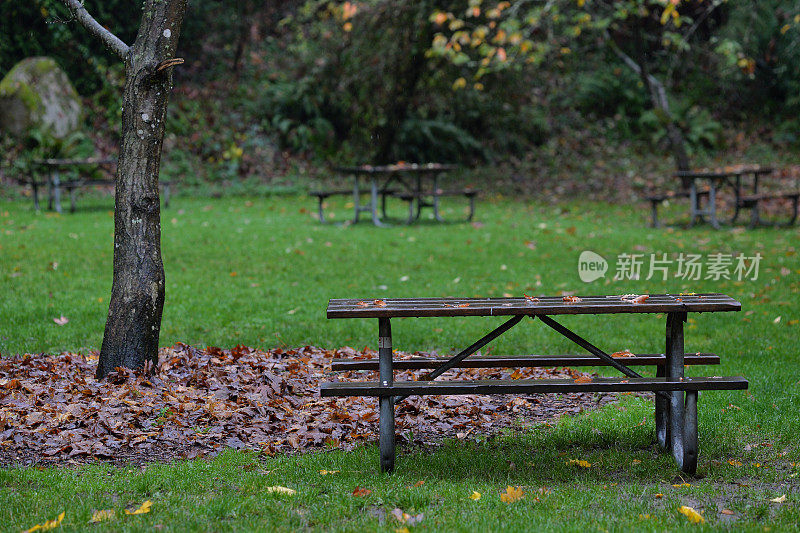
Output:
392,188,478,223
645,189,709,228
740,191,800,228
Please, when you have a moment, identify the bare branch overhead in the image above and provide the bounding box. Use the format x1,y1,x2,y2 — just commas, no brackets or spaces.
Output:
63,0,130,60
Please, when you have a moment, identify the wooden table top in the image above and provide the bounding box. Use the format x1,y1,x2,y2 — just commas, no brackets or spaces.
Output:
334,163,457,174
674,166,773,179
327,293,741,318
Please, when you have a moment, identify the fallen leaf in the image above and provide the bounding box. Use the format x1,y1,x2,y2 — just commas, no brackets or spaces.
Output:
631,459,641,465
611,350,634,358
770,494,787,503
89,509,116,523
500,485,525,503
672,483,692,488
24,511,65,532
523,294,539,302
655,493,664,499
573,376,592,384
720,509,735,515
469,491,481,500
352,486,372,497
413,480,425,487
390,508,424,525
567,459,591,468
563,295,582,303
678,505,705,524
53,315,69,326
319,470,340,475
394,528,410,533
125,500,153,515
373,300,387,307
265,486,296,495
728,459,742,467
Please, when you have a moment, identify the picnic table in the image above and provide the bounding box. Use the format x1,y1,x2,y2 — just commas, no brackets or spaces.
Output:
659,164,797,228
25,158,171,213
321,294,748,474
311,163,477,226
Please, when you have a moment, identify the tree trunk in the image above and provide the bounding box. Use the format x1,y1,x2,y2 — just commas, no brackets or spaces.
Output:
373,1,433,164
96,0,187,378
610,39,692,186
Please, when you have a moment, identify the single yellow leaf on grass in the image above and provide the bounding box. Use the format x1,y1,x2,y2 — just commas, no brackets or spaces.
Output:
567,459,592,468
500,485,525,503
469,491,481,500
631,459,641,465
125,500,152,515
770,494,787,503
24,511,65,532
265,486,296,495
23,513,65,532
728,460,743,467
672,483,692,488
319,470,340,475
394,528,410,533
678,505,705,524
89,509,116,523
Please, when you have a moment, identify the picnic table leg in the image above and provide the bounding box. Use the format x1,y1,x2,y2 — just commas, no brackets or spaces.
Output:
666,311,697,474
432,173,444,222
52,171,63,214
370,178,388,227
353,174,361,223
655,360,669,450
688,181,699,227
32,180,40,211
378,317,395,472
730,175,742,224
69,185,77,213
708,182,720,229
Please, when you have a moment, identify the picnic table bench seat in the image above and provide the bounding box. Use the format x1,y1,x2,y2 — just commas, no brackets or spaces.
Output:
738,191,799,227
310,188,398,223
391,188,479,222
321,376,748,397
322,294,748,475
645,189,709,228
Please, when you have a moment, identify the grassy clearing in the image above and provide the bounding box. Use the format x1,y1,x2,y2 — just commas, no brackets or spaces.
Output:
1,193,799,530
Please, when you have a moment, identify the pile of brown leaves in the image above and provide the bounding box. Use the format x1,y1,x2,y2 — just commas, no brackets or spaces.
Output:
0,344,614,466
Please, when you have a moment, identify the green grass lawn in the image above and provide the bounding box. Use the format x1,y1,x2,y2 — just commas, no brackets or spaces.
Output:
1,193,799,531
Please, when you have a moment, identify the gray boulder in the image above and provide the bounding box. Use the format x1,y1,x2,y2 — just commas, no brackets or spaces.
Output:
0,57,83,139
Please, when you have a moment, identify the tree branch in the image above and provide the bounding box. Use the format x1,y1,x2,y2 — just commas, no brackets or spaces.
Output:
63,0,129,60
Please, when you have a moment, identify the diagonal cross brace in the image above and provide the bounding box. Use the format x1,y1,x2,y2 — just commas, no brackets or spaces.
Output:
536,314,671,401
394,314,524,403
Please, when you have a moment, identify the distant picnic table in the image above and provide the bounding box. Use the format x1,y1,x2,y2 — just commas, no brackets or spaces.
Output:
24,158,171,213
310,163,477,226
321,293,748,474
648,164,798,228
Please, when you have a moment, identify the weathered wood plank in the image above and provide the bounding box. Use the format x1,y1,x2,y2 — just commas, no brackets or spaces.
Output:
327,294,741,318
320,376,749,397
330,353,720,370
